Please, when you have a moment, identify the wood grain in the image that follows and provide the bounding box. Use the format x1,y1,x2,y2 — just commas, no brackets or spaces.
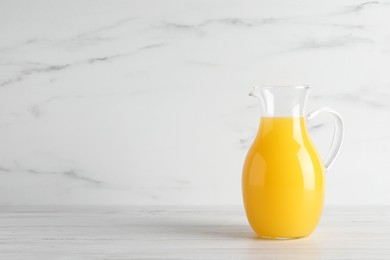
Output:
0,206,389,259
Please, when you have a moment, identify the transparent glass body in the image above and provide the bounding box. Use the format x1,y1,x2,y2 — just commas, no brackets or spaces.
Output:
243,86,343,239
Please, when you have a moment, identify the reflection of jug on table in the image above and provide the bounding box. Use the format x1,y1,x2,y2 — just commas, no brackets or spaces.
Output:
242,86,344,239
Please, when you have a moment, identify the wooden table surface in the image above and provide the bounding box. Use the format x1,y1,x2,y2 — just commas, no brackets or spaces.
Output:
0,206,389,259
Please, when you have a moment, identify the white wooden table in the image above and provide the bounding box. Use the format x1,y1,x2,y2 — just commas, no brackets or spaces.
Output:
0,206,389,259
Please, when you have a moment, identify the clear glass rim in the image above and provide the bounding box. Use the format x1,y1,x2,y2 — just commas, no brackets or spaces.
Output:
256,85,311,90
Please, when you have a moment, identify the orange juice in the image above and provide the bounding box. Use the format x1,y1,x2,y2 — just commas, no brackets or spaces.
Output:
242,117,325,238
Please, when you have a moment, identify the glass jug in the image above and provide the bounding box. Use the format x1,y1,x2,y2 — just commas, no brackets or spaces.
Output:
242,85,344,239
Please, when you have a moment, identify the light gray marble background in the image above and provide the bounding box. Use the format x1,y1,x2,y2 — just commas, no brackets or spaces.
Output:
0,0,389,205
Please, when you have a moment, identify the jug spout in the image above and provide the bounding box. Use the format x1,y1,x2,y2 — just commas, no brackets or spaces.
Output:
249,86,260,97
249,85,311,117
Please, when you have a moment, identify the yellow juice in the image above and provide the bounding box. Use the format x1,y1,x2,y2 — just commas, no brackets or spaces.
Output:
242,117,325,238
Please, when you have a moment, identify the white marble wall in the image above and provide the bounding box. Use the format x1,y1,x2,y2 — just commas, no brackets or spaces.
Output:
0,0,389,205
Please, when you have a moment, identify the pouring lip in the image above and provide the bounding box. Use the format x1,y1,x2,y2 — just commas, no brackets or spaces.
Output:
249,85,311,96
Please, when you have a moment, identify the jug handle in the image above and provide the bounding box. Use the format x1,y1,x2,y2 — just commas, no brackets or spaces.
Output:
307,107,344,172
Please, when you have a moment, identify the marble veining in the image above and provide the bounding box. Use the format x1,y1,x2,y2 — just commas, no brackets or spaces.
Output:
340,1,381,14
0,0,389,205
